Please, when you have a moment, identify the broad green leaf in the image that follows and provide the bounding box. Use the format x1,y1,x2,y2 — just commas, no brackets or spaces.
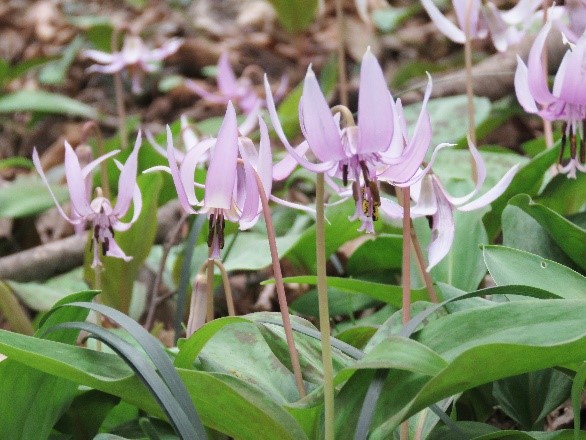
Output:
275,275,427,308
0,329,308,440
402,95,491,147
0,291,96,440
508,194,586,271
0,175,69,218
483,246,586,299
484,143,560,239
0,281,34,335
502,205,576,268
266,0,318,32
39,36,84,85
346,235,403,275
291,287,379,318
538,172,586,216
85,173,162,313
0,90,99,119
493,369,571,430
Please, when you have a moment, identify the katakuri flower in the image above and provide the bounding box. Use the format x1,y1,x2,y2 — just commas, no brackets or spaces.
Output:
421,0,542,51
160,101,274,259
83,34,182,94
265,49,449,233
33,134,143,267
515,21,586,177
556,0,586,43
381,140,518,269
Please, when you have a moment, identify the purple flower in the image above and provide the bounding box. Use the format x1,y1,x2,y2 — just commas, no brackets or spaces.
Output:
380,140,518,269
556,0,586,43
162,101,274,259
83,34,182,94
33,134,143,267
515,21,586,177
421,0,542,51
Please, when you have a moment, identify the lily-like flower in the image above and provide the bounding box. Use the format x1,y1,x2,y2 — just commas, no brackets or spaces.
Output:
160,101,275,259
33,134,143,267
515,21,586,178
83,34,182,94
557,0,586,43
381,140,519,269
421,0,542,51
265,49,448,233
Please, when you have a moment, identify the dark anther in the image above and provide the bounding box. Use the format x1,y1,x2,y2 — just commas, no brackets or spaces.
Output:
93,224,100,240
560,123,567,164
342,164,348,186
351,181,359,202
102,237,110,256
207,214,216,248
426,215,433,229
359,160,371,185
581,138,585,164
108,225,115,236
570,129,577,160
218,216,225,249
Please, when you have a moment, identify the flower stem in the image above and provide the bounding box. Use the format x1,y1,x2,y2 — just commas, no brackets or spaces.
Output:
409,220,437,303
206,248,214,322
111,27,128,150
401,187,412,325
541,0,555,153
335,0,349,107
211,259,235,316
464,0,477,180
316,172,335,439
252,169,306,397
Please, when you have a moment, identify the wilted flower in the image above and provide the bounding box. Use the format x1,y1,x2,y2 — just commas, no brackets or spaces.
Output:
515,21,586,177
33,134,143,267
161,101,274,259
381,140,518,269
83,34,182,94
421,0,542,51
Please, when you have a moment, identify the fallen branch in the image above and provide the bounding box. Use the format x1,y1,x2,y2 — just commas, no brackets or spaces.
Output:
0,200,183,282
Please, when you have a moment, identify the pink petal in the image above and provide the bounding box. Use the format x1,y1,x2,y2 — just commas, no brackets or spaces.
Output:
357,48,394,154
527,22,557,105
180,138,214,206
453,0,482,38
64,142,93,217
112,158,142,230
554,38,586,104
262,74,334,173
442,137,486,206
257,118,273,197
81,150,120,179
426,177,455,270
421,0,466,43
149,38,183,61
273,141,311,181
204,101,239,209
217,52,239,96
499,0,542,24
299,66,346,162
458,163,519,211
392,143,454,187
105,236,132,262
32,148,77,224
185,80,229,105
82,49,116,64
166,126,197,214
238,158,261,228
514,56,539,113
379,198,403,219
113,132,141,216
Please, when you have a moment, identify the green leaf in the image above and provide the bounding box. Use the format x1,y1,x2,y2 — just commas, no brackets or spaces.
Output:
0,281,34,335
39,36,84,85
85,173,162,313
266,0,318,32
346,235,403,275
291,287,380,318
484,143,560,239
0,291,96,440
537,172,586,216
274,275,427,308
483,246,586,300
508,194,586,271
0,90,99,119
493,369,571,430
0,175,69,218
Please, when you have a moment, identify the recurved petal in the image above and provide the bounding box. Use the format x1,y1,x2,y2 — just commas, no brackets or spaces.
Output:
105,236,132,262
357,48,394,154
458,163,519,211
81,150,120,179
299,66,346,162
554,37,586,105
166,126,197,214
527,22,556,105
514,56,539,113
257,117,273,196
180,138,215,206
421,0,466,43
217,52,239,96
426,178,456,270
64,142,93,217
443,137,486,206
114,131,141,216
500,0,542,24
32,148,77,224
204,101,239,209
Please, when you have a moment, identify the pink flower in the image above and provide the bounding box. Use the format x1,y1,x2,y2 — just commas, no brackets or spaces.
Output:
33,134,143,267
515,21,586,177
83,34,182,94
421,0,542,51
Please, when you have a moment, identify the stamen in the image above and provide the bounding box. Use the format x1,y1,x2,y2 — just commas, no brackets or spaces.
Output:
368,181,381,208
581,138,585,164
560,122,567,164
207,214,216,248
570,127,577,160
342,164,348,186
426,215,433,229
359,160,371,185
351,182,359,202
102,237,110,255
218,216,226,249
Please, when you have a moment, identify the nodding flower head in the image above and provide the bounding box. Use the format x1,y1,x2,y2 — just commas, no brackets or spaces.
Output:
83,34,182,94
515,21,586,177
33,133,143,267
